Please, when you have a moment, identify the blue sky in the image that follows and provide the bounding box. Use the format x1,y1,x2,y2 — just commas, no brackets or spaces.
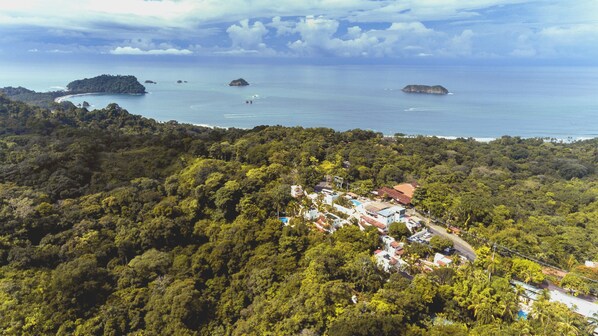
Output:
1,0,597,64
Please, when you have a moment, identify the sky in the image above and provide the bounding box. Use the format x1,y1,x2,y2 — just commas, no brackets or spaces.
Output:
0,0,597,64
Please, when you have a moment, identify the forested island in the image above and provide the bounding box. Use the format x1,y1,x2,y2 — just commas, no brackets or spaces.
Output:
0,91,596,335
402,85,449,95
67,74,146,94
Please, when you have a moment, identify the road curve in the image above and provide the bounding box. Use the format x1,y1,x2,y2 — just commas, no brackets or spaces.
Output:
426,222,477,261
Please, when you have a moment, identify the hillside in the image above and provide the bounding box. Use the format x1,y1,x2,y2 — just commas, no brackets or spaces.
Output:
0,95,595,335
0,87,74,109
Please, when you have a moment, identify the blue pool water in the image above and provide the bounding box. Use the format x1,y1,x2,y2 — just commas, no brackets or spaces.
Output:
517,310,528,320
280,217,289,224
350,200,362,207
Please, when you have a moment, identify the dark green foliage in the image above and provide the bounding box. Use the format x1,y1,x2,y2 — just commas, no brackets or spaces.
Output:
388,221,411,240
67,74,146,94
0,95,595,335
429,236,454,252
0,87,73,109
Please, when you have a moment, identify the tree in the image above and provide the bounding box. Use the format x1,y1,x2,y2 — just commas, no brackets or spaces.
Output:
388,222,411,240
430,236,454,252
560,273,590,296
529,296,591,335
51,254,112,313
510,258,545,284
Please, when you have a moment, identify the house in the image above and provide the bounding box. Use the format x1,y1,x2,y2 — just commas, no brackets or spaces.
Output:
375,250,395,272
404,216,423,233
321,188,340,205
356,201,406,233
359,215,387,233
346,192,359,199
315,181,333,192
393,182,418,198
381,235,405,256
381,235,395,251
360,201,406,225
392,182,419,205
291,185,304,198
304,207,319,221
314,213,344,233
333,203,354,216
391,240,406,256
315,215,333,233
375,250,408,272
434,253,453,267
377,186,411,205
325,213,343,229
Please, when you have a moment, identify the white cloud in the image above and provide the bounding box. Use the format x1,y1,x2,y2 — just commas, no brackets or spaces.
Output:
269,16,296,36
539,24,598,43
226,19,268,50
2,0,598,60
287,16,384,57
109,46,192,55
444,29,474,56
388,22,434,34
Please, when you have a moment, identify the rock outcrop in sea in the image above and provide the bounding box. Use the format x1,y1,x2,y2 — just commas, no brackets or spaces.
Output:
229,78,249,86
402,85,448,95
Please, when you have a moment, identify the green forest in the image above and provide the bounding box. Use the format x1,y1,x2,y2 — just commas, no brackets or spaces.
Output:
0,93,597,335
66,75,146,94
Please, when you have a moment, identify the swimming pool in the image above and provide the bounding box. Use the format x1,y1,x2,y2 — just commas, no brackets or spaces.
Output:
350,200,362,206
280,217,290,224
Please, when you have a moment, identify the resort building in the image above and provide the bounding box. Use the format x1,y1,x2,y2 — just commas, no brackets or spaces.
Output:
291,185,304,198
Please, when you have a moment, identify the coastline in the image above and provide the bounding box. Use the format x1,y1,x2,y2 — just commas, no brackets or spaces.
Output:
54,92,145,103
56,98,589,144
54,92,98,103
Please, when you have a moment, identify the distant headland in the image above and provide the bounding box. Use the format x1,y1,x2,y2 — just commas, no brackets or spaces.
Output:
402,85,449,95
1,75,146,108
229,78,249,86
67,75,146,94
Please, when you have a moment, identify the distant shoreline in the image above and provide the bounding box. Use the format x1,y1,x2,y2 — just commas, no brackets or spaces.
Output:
54,92,145,103
54,92,98,103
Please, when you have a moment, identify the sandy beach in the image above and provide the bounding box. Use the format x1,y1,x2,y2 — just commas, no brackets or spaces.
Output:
53,92,99,103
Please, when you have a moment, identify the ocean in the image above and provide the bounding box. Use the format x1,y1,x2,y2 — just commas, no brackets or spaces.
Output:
2,59,598,139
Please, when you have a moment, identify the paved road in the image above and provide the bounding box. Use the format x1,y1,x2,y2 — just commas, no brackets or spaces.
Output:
406,208,476,260
426,222,477,261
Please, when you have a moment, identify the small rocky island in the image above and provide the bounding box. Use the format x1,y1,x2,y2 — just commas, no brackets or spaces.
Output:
402,85,449,95
67,75,146,94
229,78,249,86
144,80,157,84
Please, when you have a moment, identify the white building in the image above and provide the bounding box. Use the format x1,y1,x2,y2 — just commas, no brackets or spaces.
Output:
322,188,340,205
291,185,304,198
304,208,319,221
357,201,406,231
434,253,453,267
375,250,408,272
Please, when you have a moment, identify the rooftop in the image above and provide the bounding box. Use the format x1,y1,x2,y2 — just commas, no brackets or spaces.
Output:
393,182,418,199
378,186,412,205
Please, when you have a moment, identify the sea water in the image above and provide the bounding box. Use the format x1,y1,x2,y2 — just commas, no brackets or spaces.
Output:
2,59,598,139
